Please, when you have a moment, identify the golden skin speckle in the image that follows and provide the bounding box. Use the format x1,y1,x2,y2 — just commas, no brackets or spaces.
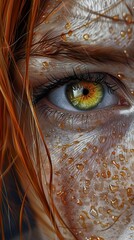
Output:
22,0,134,239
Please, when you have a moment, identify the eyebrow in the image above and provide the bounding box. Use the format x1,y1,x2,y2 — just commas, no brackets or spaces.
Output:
31,40,134,66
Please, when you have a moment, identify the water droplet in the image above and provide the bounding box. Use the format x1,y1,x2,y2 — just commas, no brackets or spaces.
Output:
77,199,83,206
111,198,118,208
125,14,132,24
99,136,106,143
112,175,119,180
130,226,134,230
109,185,119,192
112,215,118,221
65,22,72,30
89,236,104,240
101,171,107,178
83,33,90,41
120,30,126,38
90,206,98,218
119,154,125,161
68,30,73,36
113,15,119,21
117,73,125,80
127,187,133,197
61,33,67,41
127,28,132,36
76,164,84,171
68,158,74,164
42,61,49,68
112,160,120,169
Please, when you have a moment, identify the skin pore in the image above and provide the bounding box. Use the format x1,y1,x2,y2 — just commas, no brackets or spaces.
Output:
17,0,134,239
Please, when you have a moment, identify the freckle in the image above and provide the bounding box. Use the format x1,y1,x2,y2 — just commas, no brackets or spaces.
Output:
109,184,119,193
42,61,49,68
65,22,72,30
76,164,84,171
83,33,90,41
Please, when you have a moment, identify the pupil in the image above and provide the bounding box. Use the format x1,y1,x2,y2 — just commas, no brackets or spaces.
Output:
83,88,89,95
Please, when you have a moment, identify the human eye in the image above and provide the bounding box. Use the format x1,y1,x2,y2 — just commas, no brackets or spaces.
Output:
32,71,130,131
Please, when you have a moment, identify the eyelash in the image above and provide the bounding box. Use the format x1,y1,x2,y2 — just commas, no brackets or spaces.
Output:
32,71,130,131
32,71,118,105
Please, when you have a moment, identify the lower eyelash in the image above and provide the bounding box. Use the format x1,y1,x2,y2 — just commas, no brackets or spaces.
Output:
37,101,130,132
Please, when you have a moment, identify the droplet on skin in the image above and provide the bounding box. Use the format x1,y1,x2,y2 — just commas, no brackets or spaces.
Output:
90,206,98,218
42,61,49,68
77,199,83,206
113,15,119,21
112,215,119,221
99,136,106,143
127,188,133,197
68,30,73,36
111,198,119,208
112,160,120,169
109,184,119,192
65,22,72,30
89,236,104,240
61,33,67,41
127,28,132,37
83,33,90,41
125,15,133,24
120,31,126,38
112,175,119,180
68,158,74,164
117,73,125,80
119,154,125,161
130,226,134,230
76,164,84,171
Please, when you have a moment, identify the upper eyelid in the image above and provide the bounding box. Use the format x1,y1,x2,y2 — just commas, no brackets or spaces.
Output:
32,72,122,105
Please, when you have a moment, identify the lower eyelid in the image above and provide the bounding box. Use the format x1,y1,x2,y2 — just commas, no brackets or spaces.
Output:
37,99,131,132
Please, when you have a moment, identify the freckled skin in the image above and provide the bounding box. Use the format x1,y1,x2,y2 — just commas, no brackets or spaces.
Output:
19,0,134,239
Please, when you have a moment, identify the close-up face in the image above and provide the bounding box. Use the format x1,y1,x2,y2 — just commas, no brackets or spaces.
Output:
17,0,134,239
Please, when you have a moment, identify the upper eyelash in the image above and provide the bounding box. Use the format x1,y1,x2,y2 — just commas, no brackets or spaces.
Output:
32,71,118,105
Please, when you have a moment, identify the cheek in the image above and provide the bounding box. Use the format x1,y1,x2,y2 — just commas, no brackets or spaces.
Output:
40,114,134,240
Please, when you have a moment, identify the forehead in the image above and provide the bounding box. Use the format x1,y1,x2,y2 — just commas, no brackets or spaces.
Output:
33,0,134,48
